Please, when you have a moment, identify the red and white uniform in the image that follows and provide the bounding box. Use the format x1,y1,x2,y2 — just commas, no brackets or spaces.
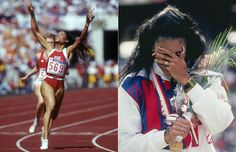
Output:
34,52,47,86
44,48,69,91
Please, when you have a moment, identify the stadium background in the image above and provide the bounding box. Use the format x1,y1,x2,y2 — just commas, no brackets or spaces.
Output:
119,0,236,152
0,0,118,151
0,0,118,95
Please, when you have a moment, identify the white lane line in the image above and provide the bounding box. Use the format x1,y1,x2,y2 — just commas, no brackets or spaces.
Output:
0,111,34,119
16,113,117,152
0,120,33,130
0,132,27,135
92,128,118,152
0,131,108,136
0,97,114,119
0,94,110,112
0,102,115,129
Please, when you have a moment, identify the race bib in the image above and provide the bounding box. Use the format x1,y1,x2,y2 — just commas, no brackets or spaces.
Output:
47,57,67,76
38,68,46,80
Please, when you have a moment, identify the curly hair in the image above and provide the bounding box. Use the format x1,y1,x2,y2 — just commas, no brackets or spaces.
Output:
120,5,206,81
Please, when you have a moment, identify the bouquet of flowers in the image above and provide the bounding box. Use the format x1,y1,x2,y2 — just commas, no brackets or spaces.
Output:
191,28,236,90
169,28,236,151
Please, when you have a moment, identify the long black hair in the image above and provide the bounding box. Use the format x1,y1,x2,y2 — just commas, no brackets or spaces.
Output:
120,6,206,81
65,31,90,64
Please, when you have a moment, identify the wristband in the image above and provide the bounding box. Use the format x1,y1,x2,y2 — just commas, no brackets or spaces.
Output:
183,77,197,93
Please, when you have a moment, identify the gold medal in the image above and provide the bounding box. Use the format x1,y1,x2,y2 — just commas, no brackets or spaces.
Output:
169,141,183,152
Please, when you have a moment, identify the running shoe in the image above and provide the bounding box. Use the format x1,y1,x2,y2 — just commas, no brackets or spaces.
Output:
40,139,48,150
28,118,38,133
28,123,38,133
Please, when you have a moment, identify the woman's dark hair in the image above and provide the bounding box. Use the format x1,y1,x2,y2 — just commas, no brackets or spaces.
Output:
120,5,206,81
65,32,90,64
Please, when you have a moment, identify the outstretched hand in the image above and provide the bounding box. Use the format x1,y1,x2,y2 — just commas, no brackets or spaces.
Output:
86,8,95,24
20,76,27,83
28,3,35,16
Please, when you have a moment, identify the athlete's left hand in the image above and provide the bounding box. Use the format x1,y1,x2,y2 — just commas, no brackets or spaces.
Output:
153,46,191,85
27,3,35,16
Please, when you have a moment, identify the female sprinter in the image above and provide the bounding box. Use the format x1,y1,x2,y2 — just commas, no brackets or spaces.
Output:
28,3,94,150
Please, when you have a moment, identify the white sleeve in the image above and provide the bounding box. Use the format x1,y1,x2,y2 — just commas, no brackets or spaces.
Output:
118,86,168,152
186,77,234,135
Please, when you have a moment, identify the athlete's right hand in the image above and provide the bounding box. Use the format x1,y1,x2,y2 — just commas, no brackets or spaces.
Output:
164,117,191,144
28,3,35,16
86,8,95,24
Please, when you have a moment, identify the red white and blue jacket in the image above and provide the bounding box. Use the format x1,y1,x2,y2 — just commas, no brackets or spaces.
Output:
118,63,234,152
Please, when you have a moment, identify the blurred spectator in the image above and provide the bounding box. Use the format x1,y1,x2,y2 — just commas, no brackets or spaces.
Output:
0,0,118,96
103,60,113,87
87,61,98,88
111,62,118,87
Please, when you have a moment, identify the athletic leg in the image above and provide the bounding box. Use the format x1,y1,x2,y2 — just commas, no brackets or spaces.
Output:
40,81,56,150
52,88,64,120
29,83,44,133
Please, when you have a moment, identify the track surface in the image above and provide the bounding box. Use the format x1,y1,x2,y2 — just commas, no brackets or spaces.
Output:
0,88,117,152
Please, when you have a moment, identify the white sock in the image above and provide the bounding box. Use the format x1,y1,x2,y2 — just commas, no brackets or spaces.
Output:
33,118,38,126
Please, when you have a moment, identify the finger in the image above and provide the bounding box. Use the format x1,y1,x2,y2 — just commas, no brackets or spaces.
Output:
90,8,95,13
174,120,190,130
180,46,186,60
172,125,187,133
171,130,184,139
171,126,189,139
158,47,176,58
177,118,191,126
173,119,190,130
153,48,158,53
155,52,173,62
173,121,190,133
155,59,170,67
29,2,33,9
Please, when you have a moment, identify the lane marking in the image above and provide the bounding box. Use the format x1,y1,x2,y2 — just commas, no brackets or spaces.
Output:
16,113,117,152
92,128,118,152
0,98,114,119
0,131,116,136
0,102,115,129
0,94,111,112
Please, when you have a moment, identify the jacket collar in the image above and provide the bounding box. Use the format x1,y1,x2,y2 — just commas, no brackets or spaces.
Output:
153,62,171,81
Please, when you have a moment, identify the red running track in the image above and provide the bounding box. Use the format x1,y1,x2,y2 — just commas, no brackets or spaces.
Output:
0,88,117,152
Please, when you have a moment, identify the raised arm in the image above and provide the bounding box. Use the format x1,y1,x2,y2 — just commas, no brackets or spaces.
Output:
28,3,52,51
67,9,95,55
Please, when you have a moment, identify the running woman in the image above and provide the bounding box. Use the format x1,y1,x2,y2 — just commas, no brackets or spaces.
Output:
28,3,94,150
20,33,55,133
